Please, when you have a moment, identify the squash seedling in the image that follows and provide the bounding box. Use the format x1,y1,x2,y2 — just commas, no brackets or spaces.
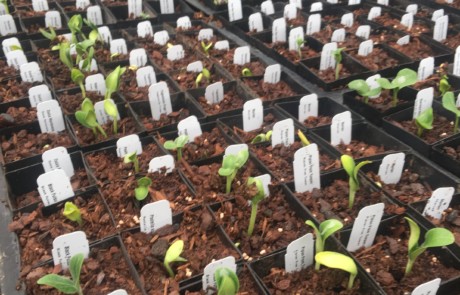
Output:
306,219,343,270
247,177,265,236
134,176,152,201
37,253,84,295
241,68,253,77
251,130,272,144
296,37,305,59
75,39,95,69
315,251,358,290
124,151,140,173
75,98,107,138
332,47,345,80
414,107,433,137
215,267,240,295
83,18,101,43
347,79,382,104
442,92,460,133
404,217,454,275
104,66,126,134
163,135,189,161
439,75,451,97
195,68,211,88
218,149,249,194
201,41,213,56
297,130,310,146
39,26,57,41
341,155,372,209
68,14,84,43
164,240,187,278
63,202,82,226
377,68,417,107
71,69,86,98
59,42,74,71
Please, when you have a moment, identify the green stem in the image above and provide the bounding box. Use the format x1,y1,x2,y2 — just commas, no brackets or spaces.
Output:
455,117,459,133
392,89,398,107
78,287,83,295
417,126,423,138
91,127,97,136
79,83,86,99
347,273,356,290
348,188,356,209
113,117,117,134
134,157,139,173
177,148,182,161
364,96,369,104
225,175,232,194
314,237,323,270
164,262,174,278
247,202,259,236
335,63,340,80
405,259,414,275
96,124,107,138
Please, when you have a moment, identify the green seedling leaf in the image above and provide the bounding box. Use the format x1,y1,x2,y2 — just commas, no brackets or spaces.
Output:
105,66,126,100
234,149,249,169
175,135,189,148
10,45,22,51
442,92,460,133
348,79,381,103
37,275,78,294
315,251,357,289
440,75,451,96
124,151,140,173
306,219,343,269
39,27,56,41
164,140,177,150
69,253,84,286
378,69,417,106
202,68,211,79
134,176,152,201
247,177,265,236
332,47,345,81
297,130,310,146
164,240,187,278
341,155,371,209
251,131,272,144
68,14,83,43
219,149,249,194
75,111,92,129
215,267,240,295
88,29,100,42
59,42,73,70
81,98,94,113
103,99,118,118
201,41,213,55
415,107,433,137
376,77,393,89
71,68,85,85
341,155,356,179
218,155,236,177
163,135,189,161
241,68,253,77
63,202,82,226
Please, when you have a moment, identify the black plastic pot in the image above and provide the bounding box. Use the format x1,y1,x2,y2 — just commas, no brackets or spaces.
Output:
0,97,38,130
169,63,234,92
231,12,273,35
147,0,194,21
103,2,157,27
431,135,460,177
121,22,174,43
0,38,31,57
57,1,116,25
19,11,68,36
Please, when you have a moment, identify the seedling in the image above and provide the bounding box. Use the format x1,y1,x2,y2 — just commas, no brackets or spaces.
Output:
37,253,84,295
124,151,140,173
201,41,213,56
442,92,460,133
105,66,126,101
59,42,74,71
251,130,272,144
297,130,310,146
404,217,454,275
306,219,343,270
68,14,84,43
214,267,240,295
341,155,372,209
377,68,417,107
134,176,152,201
195,68,211,88
63,202,82,226
71,69,86,98
315,251,357,290
347,79,382,104
110,52,120,61
296,37,305,59
332,47,345,80
83,18,100,43
241,68,253,77
164,240,187,278
104,99,119,134
163,135,189,161
247,177,265,236
75,98,107,138
439,75,451,97
218,149,249,194
414,107,433,137
39,27,57,41
75,40,95,70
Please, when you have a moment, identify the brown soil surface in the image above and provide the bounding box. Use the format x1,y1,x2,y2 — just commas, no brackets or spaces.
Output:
140,108,191,132
72,117,138,146
391,114,454,144
336,140,388,159
350,47,401,71
196,88,244,115
243,78,298,101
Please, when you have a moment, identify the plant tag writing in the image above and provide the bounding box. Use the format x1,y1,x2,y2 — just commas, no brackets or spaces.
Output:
148,155,175,174
198,28,213,41
187,60,203,73
214,40,229,50
234,45,250,65
348,0,360,5
116,134,142,157
306,14,321,35
413,87,433,119
284,3,297,20
378,0,388,5
153,30,169,45
42,147,74,177
149,81,172,120
32,0,49,12
400,13,413,30
261,0,274,15
94,99,119,125
331,28,345,42
128,0,142,18
378,152,405,184
310,2,322,12
243,98,263,132
86,4,102,22
110,38,127,54
167,44,184,61
178,115,202,142
37,100,65,133
137,66,156,87
422,187,454,219
290,0,302,9
289,26,304,51
98,26,112,43
272,118,294,147
225,144,248,156
137,20,153,38
160,0,174,14
406,4,417,14
355,25,370,40
129,48,147,67
368,7,381,21
433,15,448,42
358,40,373,57
249,12,263,32
228,0,242,22
37,169,74,206
254,174,271,198
205,81,224,105
298,94,318,121
108,290,128,295
294,144,321,193
0,15,17,36
411,278,441,295
347,203,384,252
397,35,410,45
2,37,20,55
85,73,106,95
20,61,43,83
341,13,353,27
45,11,62,28
140,201,173,233
76,0,90,10
330,111,352,146
202,256,237,294
272,18,286,42
285,233,314,272
320,42,337,70
432,9,444,21
417,57,434,81
78,58,97,72
6,49,27,70
454,46,460,77
366,74,381,98
264,64,281,84
177,16,191,30
29,84,52,107
52,231,89,270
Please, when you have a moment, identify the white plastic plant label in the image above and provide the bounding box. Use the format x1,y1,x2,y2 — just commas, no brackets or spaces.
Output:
52,231,89,270
433,15,449,42
37,100,65,133
341,13,353,27
153,30,170,46
98,26,112,43
348,0,360,5
264,64,281,84
0,15,17,36
228,0,242,22
243,98,263,132
45,11,62,29
355,25,370,40
272,18,286,43
330,111,352,146
432,9,444,22
20,61,43,83
160,0,174,14
254,174,271,198
397,35,410,45
412,87,434,119
271,118,294,147
378,0,388,5
2,37,21,55
178,116,202,142
78,58,97,72
202,256,237,294
310,2,322,12
128,0,142,18
129,48,147,67
306,14,321,35
32,0,49,12
187,61,203,73
110,38,127,55
422,187,454,219
225,144,248,156
234,46,250,65
137,21,153,38
327,0,337,3
377,152,405,184
29,84,52,107
249,12,264,32
331,28,345,42
457,92,460,107
85,73,106,95
107,290,128,295
454,46,460,77
284,3,297,20
366,74,382,98
94,99,119,125
76,0,90,10
285,233,314,272
6,49,27,70
214,40,229,51
406,4,418,14
289,26,304,51
37,169,74,206
320,42,337,71
116,134,142,157
298,94,318,122
205,81,224,105
417,57,434,81
167,44,184,61
368,7,381,21
177,16,191,30
148,155,175,174
261,0,274,15
411,278,441,295
42,147,74,178
148,81,172,120
358,40,373,57
293,144,321,193
347,203,384,252
400,13,413,30
140,200,173,233
137,66,156,87
290,0,302,9
198,28,213,41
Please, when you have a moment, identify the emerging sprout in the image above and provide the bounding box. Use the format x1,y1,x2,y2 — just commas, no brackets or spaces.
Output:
201,41,213,56
164,240,187,278
404,217,454,275
297,130,310,146
124,151,140,173
341,155,372,209
414,107,433,138
195,68,211,88
59,42,74,71
75,98,107,138
75,39,95,70
442,92,460,133
315,251,358,290
247,177,265,236
347,79,382,104
332,47,345,80
63,202,82,226
251,130,272,144
104,99,119,134
83,18,100,42
37,253,84,295
215,267,240,295
296,37,305,59
306,219,343,270
439,75,451,97
39,27,57,41
71,68,86,98
377,69,417,107
218,149,250,194
110,52,120,61
241,68,253,77
68,14,84,43
163,135,189,161
134,176,152,201
105,65,126,101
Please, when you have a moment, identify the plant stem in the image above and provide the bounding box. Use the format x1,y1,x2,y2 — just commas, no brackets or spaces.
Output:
77,286,83,295
347,274,356,290
392,89,398,107
335,63,340,81
79,83,86,99
405,259,414,275
455,117,459,133
96,124,107,138
247,202,258,236
164,262,174,278
134,157,139,173
417,126,423,138
364,96,369,104
348,189,356,209
177,148,182,161
113,117,117,134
